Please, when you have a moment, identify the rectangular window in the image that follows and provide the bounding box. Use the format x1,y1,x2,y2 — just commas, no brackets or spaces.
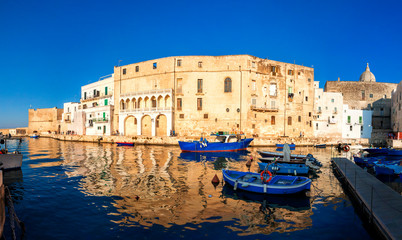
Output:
152,99,157,108
271,66,276,72
318,106,321,112
197,79,203,93
331,98,334,103
316,123,318,130
350,126,353,131
252,98,257,107
361,90,365,100
177,98,182,111
204,114,208,119
252,124,255,129
269,83,277,96
271,101,276,109
348,116,351,124
309,112,311,117
305,96,308,102
177,78,182,94
359,116,362,124
288,87,293,94
298,116,301,122
370,93,373,98
288,70,293,75
252,80,256,91
179,114,184,119
252,61,256,68
177,59,182,66
308,78,311,82
271,116,275,125
224,78,232,93
197,98,202,110
123,68,126,75
105,87,108,95
84,92,87,100
288,117,292,125
198,61,202,68
361,126,363,131
153,62,157,69
135,66,139,72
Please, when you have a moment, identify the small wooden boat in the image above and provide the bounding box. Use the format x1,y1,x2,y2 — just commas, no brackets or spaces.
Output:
116,142,134,146
179,132,253,152
257,162,309,175
222,169,311,194
258,151,306,159
314,144,326,148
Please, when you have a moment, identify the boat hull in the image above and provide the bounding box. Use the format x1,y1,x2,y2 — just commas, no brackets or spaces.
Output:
258,151,306,159
374,165,395,175
116,142,134,146
179,138,253,152
258,162,309,175
222,169,311,195
0,154,23,170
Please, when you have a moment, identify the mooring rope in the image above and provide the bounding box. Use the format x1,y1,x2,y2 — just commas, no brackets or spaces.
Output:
5,186,25,240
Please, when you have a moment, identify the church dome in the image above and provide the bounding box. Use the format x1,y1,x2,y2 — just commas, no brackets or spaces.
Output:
359,63,376,82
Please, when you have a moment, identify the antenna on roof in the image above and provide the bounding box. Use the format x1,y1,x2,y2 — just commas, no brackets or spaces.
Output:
117,60,122,67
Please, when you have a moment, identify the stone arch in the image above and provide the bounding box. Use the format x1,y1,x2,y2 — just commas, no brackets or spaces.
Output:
141,115,152,136
125,98,131,110
157,95,164,108
144,97,150,108
131,97,137,109
120,99,125,110
155,114,167,136
151,96,157,108
165,95,171,107
138,97,143,109
124,115,137,136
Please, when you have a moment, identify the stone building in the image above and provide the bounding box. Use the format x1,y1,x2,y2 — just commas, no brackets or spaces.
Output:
81,74,114,136
313,81,343,138
113,55,315,137
28,107,63,134
324,63,397,144
391,81,402,135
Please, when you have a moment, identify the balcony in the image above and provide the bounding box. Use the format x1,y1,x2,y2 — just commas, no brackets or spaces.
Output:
120,106,173,114
333,110,338,114
120,89,173,99
92,118,108,123
81,94,113,103
328,119,338,124
250,106,279,112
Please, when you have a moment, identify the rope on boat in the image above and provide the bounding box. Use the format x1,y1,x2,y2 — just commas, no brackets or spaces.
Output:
5,186,25,240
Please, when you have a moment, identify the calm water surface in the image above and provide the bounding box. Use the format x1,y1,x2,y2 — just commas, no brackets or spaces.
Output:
2,138,373,239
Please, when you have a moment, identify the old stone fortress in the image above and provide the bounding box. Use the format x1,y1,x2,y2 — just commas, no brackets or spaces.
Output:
26,55,402,146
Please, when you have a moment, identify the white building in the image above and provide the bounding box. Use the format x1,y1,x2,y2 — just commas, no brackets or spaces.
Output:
62,102,85,135
81,74,114,136
313,81,343,137
342,104,372,139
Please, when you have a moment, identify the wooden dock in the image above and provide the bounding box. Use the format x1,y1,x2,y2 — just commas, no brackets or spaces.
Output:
332,158,402,240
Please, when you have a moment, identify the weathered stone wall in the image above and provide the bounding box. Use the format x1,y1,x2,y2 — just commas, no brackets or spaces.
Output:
113,55,314,138
28,108,63,134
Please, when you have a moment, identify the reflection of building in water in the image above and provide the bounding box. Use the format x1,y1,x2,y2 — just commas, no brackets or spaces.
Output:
55,143,352,235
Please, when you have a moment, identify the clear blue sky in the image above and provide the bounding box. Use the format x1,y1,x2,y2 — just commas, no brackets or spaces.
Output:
1,0,402,128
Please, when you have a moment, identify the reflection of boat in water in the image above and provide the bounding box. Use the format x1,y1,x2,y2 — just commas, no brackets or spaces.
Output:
179,150,249,162
3,169,23,186
222,184,311,211
116,142,134,147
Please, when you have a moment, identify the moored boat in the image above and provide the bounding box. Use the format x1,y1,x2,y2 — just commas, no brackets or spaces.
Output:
116,142,134,146
258,151,306,159
363,148,389,156
179,133,253,152
314,144,326,148
276,143,295,149
30,134,39,139
259,157,305,164
222,169,311,194
257,162,309,175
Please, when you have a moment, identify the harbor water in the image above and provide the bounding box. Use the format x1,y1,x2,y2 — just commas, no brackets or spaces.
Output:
2,138,374,239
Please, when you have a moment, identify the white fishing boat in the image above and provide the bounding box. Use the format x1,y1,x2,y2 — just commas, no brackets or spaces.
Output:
0,138,23,170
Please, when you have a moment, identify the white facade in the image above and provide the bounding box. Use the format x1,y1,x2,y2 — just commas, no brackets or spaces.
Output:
118,89,173,136
81,74,114,136
62,102,85,135
313,81,343,137
342,104,373,139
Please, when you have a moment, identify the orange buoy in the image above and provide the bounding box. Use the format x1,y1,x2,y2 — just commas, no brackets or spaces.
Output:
211,174,220,184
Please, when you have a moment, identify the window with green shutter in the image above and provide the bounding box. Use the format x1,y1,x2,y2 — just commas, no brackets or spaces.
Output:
105,87,108,95
359,116,362,124
347,116,351,124
105,99,108,106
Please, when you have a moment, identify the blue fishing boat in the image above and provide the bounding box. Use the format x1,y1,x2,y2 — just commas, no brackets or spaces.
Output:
116,142,134,146
353,156,387,167
179,133,253,152
363,148,389,156
374,165,395,175
276,143,295,149
314,144,326,148
222,169,311,194
386,149,402,160
258,151,307,159
257,162,309,175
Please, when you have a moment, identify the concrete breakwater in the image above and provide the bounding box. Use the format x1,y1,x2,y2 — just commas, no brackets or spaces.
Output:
34,134,370,147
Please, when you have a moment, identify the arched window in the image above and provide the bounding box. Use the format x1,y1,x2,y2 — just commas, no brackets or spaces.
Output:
224,78,232,93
